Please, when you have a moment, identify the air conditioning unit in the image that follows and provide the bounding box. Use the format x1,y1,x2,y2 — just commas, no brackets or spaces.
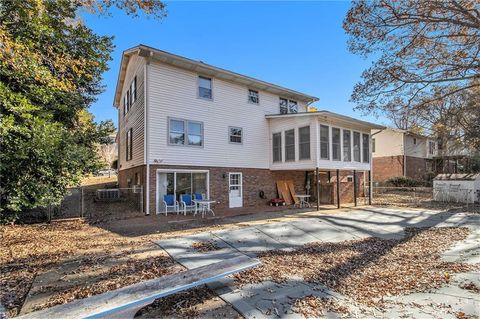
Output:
96,189,120,200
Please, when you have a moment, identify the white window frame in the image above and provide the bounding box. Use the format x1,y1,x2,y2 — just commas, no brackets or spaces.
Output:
272,132,282,163
320,124,330,160
353,131,361,162
248,89,259,104
126,128,133,161
299,126,310,160
198,76,213,100
331,127,341,161
168,118,204,147
284,129,296,162
229,126,243,144
362,133,370,163
343,129,352,162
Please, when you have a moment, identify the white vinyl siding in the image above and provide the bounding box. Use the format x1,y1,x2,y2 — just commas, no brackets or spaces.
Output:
118,54,145,170
147,62,308,169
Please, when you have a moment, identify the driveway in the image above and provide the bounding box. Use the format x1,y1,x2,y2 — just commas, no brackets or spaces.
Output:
155,207,480,318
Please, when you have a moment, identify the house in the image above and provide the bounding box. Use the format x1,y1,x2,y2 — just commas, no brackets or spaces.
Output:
113,45,384,214
372,128,438,182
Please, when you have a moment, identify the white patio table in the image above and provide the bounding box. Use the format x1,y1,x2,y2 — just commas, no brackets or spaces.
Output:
295,195,311,208
193,199,216,218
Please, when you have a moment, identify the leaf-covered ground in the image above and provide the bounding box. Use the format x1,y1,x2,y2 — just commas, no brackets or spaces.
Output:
234,227,477,306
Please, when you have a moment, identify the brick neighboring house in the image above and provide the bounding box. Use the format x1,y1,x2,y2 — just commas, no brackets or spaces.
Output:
372,128,438,183
113,44,384,214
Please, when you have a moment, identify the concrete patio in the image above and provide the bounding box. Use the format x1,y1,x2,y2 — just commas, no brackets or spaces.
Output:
155,207,480,318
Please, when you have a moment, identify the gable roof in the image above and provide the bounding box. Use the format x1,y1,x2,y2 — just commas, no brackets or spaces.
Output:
113,44,319,107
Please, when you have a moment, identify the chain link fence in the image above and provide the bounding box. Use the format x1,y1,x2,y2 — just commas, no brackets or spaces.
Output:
23,187,144,223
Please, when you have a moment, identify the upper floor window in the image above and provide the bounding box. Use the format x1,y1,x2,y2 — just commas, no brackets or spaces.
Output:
229,127,243,144
353,132,361,162
130,76,137,104
279,98,298,114
198,76,212,100
320,125,329,160
285,129,295,161
413,137,417,145
248,89,259,104
123,76,137,116
272,133,282,162
429,141,435,155
126,128,133,161
169,118,203,147
343,130,351,161
299,126,310,160
332,127,341,161
362,133,370,163
372,138,376,153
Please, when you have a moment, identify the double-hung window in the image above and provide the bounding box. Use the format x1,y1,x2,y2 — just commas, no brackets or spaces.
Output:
198,76,212,99
353,132,361,162
285,129,295,161
279,98,288,114
362,133,370,163
130,76,137,104
343,130,351,161
299,126,310,160
320,125,329,160
429,141,435,155
169,118,204,147
229,127,242,144
288,100,298,113
248,89,259,104
126,128,133,161
332,128,341,161
272,133,282,162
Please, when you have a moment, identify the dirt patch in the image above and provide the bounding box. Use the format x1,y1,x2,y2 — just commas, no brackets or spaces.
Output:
191,240,220,253
290,295,349,318
234,227,476,306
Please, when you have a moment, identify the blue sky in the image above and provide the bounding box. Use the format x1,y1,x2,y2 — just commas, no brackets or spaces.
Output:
84,1,383,128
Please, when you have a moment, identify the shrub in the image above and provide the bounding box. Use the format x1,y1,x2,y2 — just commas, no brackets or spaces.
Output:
385,176,424,187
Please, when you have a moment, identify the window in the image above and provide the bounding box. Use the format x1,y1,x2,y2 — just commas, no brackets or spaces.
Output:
288,100,298,113
272,133,282,162
279,98,288,114
362,133,370,163
279,98,298,114
229,127,242,144
188,121,203,146
248,89,259,104
413,138,417,145
299,126,310,160
123,95,128,115
353,132,361,162
169,118,204,146
198,76,212,99
320,125,329,160
126,128,133,161
285,129,295,161
332,127,341,161
343,130,351,161
347,176,353,182
131,76,137,104
126,90,130,112
429,141,435,155
372,138,376,153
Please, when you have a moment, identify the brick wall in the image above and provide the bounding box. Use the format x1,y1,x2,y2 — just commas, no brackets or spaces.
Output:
405,156,428,179
373,155,404,182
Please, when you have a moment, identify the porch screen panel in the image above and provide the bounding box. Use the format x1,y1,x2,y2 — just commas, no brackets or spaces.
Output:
272,133,282,162
320,125,329,160
353,132,361,162
362,133,370,163
343,130,351,161
285,129,295,161
332,128,341,161
299,126,310,160
192,173,207,197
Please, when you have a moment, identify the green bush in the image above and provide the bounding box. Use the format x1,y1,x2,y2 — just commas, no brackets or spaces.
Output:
385,176,425,187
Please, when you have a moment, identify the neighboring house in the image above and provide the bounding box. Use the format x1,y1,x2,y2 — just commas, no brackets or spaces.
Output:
372,128,438,182
98,133,118,168
113,45,383,214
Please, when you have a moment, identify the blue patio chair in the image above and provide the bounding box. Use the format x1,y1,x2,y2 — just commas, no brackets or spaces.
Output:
193,192,203,200
162,194,178,216
180,194,196,215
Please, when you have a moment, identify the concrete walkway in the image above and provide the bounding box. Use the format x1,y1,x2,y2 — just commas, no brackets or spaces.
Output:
155,207,480,318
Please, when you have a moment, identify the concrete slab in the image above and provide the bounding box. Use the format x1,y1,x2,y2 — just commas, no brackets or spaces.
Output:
252,222,320,248
212,227,288,254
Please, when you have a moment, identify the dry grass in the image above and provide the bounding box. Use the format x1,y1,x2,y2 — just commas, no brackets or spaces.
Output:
81,175,117,187
0,221,176,316
191,240,220,253
290,295,349,318
235,227,476,306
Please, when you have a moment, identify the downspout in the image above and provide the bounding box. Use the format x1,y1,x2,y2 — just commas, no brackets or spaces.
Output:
403,134,407,177
144,57,150,215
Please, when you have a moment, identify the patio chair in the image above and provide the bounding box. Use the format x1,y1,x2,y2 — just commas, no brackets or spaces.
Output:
162,194,178,216
180,194,196,216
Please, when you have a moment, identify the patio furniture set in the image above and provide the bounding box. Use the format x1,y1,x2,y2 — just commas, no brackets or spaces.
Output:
162,193,215,217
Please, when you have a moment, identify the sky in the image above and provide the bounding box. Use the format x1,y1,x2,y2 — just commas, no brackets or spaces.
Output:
84,1,383,128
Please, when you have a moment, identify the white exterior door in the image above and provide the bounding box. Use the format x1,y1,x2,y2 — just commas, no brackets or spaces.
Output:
229,173,243,208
